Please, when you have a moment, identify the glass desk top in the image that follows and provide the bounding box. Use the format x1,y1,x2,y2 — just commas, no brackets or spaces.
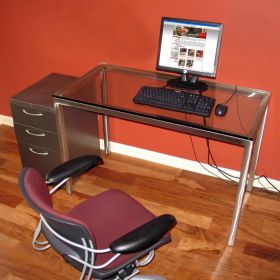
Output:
56,63,270,141
54,63,271,246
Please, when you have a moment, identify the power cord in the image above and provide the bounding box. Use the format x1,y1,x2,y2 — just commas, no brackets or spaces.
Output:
184,86,279,194
188,135,225,179
223,85,237,105
207,87,278,194
189,133,279,194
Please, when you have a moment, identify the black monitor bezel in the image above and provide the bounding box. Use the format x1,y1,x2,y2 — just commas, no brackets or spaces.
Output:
156,17,223,79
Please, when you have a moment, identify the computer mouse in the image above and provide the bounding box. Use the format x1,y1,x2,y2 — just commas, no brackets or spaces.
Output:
215,104,228,117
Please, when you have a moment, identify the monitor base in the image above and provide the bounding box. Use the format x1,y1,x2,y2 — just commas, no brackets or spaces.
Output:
167,77,208,92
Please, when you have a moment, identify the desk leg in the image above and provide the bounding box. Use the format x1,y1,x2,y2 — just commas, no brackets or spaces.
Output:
228,141,253,246
103,115,111,154
54,102,72,195
247,108,268,192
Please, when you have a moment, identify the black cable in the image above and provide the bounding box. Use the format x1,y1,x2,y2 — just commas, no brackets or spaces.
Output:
194,115,279,193
184,89,279,193
205,138,239,182
186,114,236,181
236,94,248,135
204,135,279,192
206,138,279,193
257,175,279,193
256,178,271,192
224,85,238,105
205,87,278,193
189,135,221,178
202,117,239,182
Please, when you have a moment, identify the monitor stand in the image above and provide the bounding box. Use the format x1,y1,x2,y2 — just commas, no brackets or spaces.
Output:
167,74,208,92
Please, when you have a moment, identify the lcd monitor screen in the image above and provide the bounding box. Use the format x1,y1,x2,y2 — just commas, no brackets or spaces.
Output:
157,17,223,79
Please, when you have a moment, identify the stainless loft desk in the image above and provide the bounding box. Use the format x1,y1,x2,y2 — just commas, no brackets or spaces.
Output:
53,63,270,246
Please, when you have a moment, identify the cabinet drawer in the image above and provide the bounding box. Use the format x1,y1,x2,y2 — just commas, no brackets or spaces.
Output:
11,104,56,132
17,142,61,176
14,123,59,151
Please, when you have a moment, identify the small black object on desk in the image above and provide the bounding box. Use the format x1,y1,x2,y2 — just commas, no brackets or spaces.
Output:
215,104,228,117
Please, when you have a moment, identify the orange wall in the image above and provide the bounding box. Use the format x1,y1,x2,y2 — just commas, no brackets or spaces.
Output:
0,0,279,180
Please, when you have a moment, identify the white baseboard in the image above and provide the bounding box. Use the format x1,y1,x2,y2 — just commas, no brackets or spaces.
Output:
99,140,280,192
1,114,279,191
0,115,13,126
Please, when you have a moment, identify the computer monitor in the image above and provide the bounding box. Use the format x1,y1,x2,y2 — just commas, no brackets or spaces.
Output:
156,17,223,91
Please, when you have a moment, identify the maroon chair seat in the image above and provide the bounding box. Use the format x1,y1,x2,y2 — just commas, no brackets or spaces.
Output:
67,189,168,270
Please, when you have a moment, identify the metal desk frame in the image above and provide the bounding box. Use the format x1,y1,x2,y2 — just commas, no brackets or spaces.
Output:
53,63,270,246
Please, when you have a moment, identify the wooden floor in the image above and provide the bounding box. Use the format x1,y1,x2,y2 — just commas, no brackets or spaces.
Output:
0,124,279,280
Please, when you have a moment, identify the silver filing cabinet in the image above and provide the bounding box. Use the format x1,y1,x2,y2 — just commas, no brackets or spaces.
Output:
10,73,100,176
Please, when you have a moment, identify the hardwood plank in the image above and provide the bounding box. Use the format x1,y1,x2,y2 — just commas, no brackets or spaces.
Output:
0,124,279,280
244,242,280,262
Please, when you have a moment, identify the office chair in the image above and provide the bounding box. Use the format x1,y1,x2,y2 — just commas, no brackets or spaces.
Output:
19,155,176,280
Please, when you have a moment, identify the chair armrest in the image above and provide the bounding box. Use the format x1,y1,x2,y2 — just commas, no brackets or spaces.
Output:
110,214,176,254
45,155,103,185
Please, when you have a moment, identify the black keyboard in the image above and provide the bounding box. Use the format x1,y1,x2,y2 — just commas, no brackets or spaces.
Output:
133,86,215,117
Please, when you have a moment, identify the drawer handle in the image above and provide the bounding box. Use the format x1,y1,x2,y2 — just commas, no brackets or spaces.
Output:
25,129,46,137
22,109,43,117
29,147,49,155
